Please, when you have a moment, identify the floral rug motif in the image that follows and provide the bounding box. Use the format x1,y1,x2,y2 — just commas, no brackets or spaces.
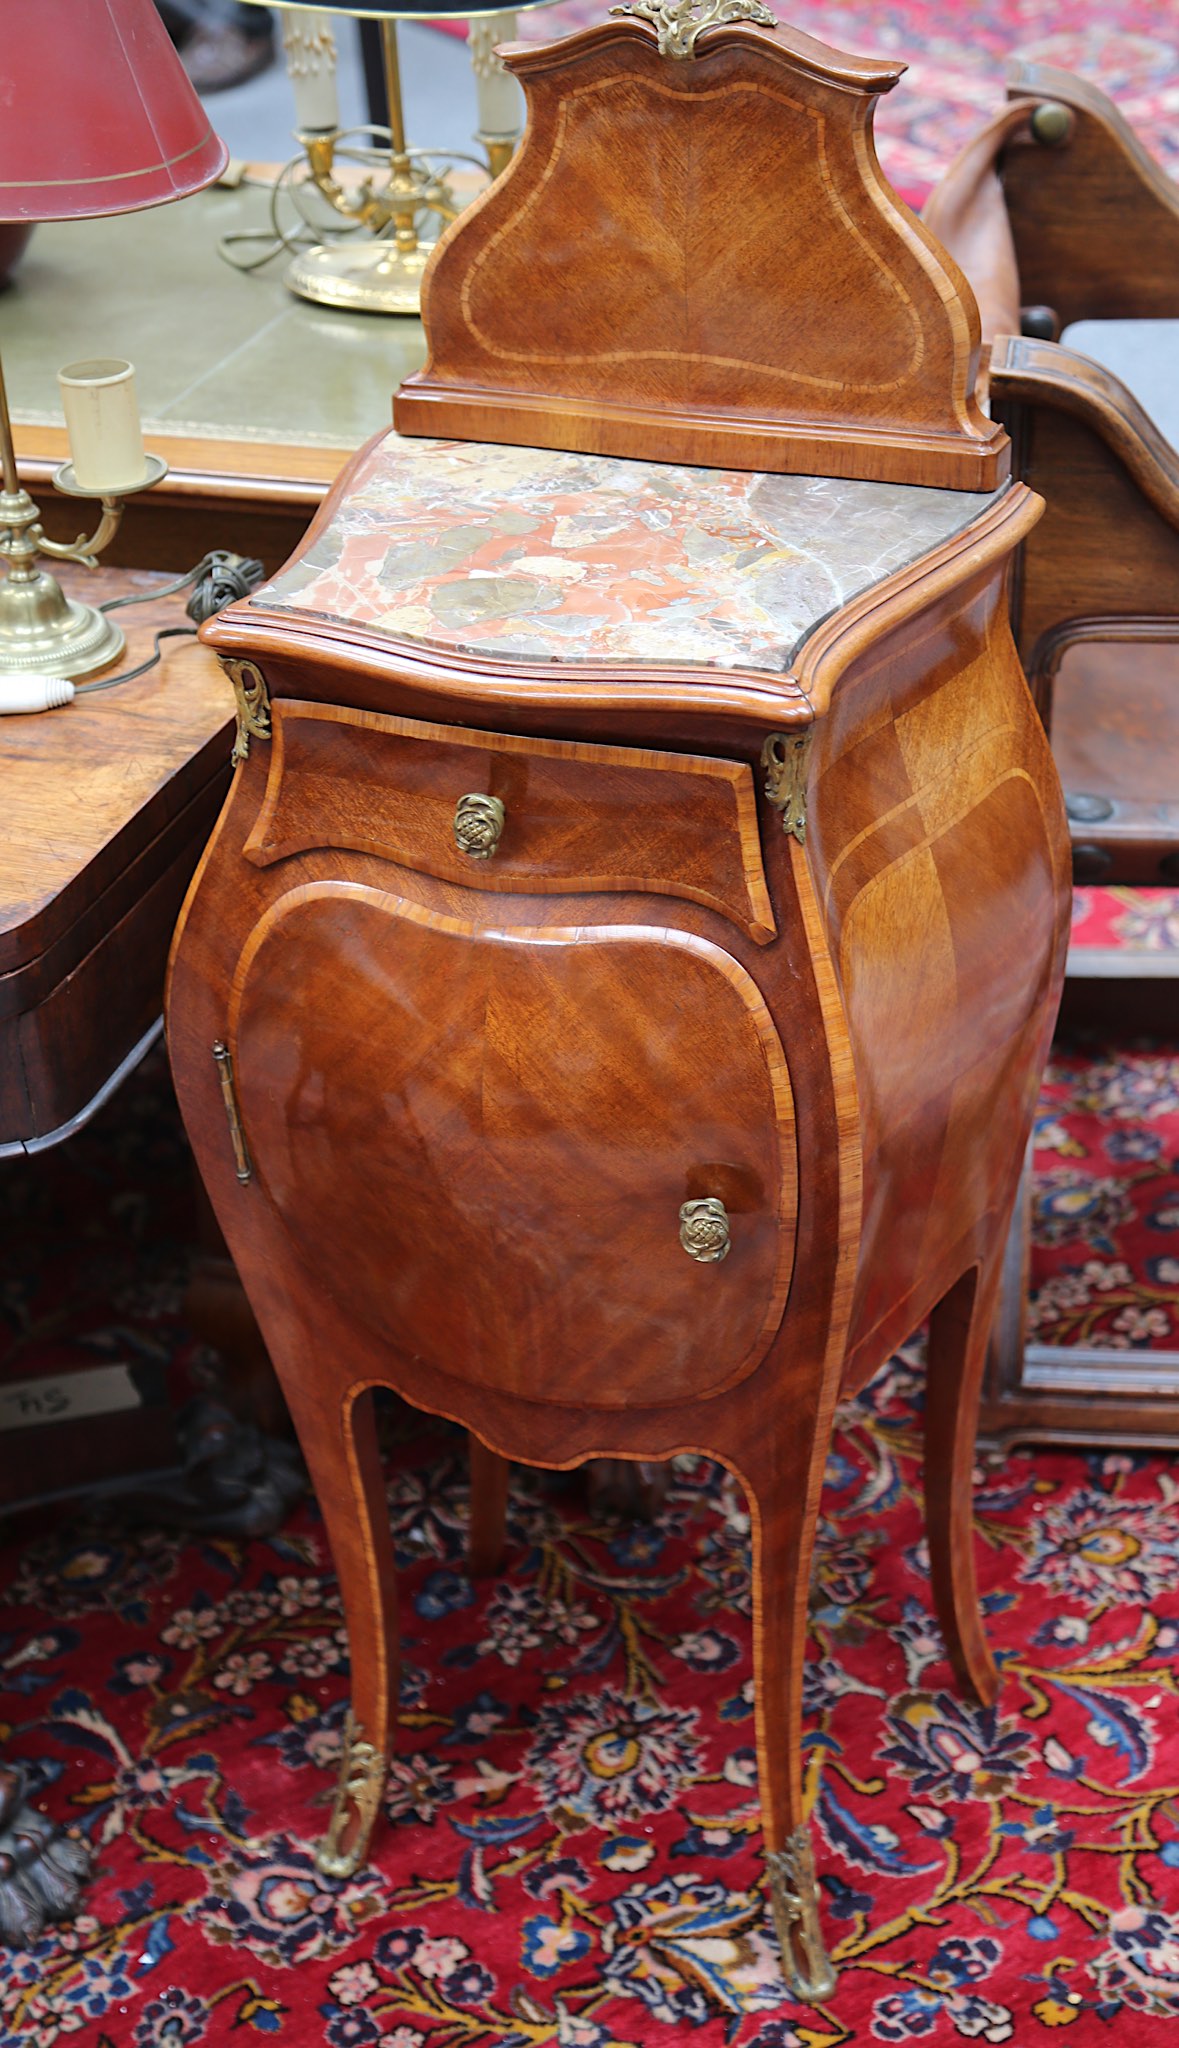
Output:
493,0,1179,205
1071,887,1179,959
6,1385,1179,2046
3,1038,1179,2044
1029,891,1179,1352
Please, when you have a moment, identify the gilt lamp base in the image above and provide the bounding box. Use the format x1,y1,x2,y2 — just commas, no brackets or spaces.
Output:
284,237,437,316
0,568,124,678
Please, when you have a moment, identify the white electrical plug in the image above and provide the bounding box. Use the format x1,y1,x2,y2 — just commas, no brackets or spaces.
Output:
0,675,76,714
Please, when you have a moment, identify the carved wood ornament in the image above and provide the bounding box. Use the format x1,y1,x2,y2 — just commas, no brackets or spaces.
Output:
396,3,1007,488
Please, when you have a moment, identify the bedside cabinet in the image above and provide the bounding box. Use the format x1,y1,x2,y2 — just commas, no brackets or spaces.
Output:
165,6,1071,1999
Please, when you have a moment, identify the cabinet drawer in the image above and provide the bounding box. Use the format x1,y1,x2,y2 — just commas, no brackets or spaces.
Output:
244,702,775,944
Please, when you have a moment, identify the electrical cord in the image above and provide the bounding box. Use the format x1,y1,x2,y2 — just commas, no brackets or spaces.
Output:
70,626,212,695
72,550,265,695
216,129,485,274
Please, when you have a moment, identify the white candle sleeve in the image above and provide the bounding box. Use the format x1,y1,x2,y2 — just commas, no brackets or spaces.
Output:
283,8,339,134
470,13,523,142
57,359,146,493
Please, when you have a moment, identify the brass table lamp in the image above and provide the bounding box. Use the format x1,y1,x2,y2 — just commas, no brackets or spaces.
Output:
243,1,555,315
0,0,227,680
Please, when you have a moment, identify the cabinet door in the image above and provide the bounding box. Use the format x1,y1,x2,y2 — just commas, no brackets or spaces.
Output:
230,883,797,1410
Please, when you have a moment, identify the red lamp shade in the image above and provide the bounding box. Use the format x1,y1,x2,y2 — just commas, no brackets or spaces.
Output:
0,0,227,223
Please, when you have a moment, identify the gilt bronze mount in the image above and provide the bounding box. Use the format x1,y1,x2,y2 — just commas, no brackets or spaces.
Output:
317,1712,388,1879
611,0,777,60
766,1822,837,2003
761,730,813,845
679,1196,732,1262
223,656,272,764
454,791,506,858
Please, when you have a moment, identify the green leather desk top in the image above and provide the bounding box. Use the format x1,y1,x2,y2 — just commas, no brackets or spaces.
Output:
2,180,429,453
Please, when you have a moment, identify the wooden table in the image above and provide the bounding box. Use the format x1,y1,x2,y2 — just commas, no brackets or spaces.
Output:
0,567,234,1150
4,174,390,1137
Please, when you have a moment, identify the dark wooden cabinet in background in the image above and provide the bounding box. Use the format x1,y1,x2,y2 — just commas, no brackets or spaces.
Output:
928,61,1179,1450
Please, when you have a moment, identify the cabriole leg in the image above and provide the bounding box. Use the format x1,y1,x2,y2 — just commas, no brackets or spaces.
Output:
925,1261,1001,1706
747,1439,836,2002
278,1378,398,1877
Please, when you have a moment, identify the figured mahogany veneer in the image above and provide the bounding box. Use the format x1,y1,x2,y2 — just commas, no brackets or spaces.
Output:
231,886,797,1409
167,7,1067,2000
396,16,1006,491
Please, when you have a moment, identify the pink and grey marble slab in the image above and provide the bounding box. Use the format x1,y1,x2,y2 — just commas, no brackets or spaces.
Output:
259,431,1001,675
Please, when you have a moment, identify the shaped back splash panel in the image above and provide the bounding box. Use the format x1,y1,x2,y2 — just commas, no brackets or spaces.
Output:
395,7,1007,490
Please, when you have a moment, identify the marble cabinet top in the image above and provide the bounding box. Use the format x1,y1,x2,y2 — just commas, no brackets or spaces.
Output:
258,431,1000,676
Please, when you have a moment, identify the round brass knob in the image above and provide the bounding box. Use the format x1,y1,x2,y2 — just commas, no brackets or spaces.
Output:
454,792,505,859
679,1196,731,1263
1031,101,1072,147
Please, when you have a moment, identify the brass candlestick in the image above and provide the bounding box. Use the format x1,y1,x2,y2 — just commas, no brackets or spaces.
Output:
285,21,470,314
222,9,529,317
0,352,166,678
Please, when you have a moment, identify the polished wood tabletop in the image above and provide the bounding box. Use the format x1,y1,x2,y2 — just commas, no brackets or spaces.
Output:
1,567,234,1148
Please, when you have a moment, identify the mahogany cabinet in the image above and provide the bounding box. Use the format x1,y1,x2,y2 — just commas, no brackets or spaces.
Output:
166,7,1070,1999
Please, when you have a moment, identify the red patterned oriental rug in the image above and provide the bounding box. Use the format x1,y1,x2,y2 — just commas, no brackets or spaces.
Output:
438,0,1179,206
1030,890,1179,1354
3,889,1179,2045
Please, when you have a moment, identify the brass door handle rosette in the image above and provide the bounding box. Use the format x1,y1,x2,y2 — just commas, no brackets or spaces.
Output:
679,1196,731,1262
454,792,505,858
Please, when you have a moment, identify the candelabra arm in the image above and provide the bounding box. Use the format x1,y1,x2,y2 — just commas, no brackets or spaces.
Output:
302,134,358,221
417,183,460,224
302,135,413,237
29,499,124,568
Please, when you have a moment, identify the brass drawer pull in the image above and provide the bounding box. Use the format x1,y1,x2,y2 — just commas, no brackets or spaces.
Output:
454,792,505,858
212,1040,252,1185
679,1196,731,1262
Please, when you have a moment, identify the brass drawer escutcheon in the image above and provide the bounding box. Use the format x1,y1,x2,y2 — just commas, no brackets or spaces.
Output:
679,1196,731,1262
454,791,505,858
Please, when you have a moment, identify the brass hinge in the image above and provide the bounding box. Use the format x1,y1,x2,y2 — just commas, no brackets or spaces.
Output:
760,729,813,845
223,657,271,765
212,1040,252,1184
